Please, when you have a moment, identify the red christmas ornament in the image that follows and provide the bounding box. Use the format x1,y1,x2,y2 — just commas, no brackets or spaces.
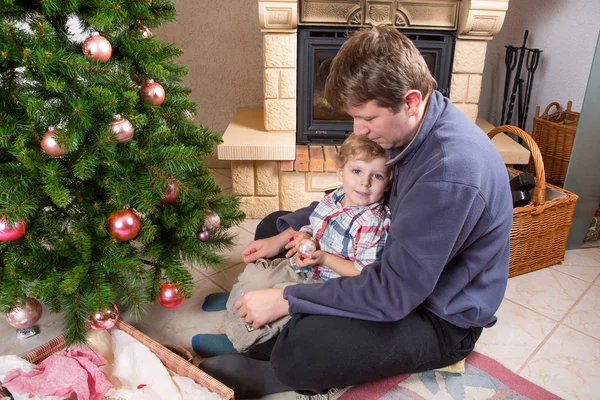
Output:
88,304,119,330
0,219,26,242
140,79,165,105
108,114,134,143
158,282,185,309
107,209,141,241
41,127,67,157
160,183,178,205
82,32,112,62
6,298,42,329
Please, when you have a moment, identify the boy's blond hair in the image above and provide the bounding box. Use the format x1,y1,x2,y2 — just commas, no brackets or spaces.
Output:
334,134,390,170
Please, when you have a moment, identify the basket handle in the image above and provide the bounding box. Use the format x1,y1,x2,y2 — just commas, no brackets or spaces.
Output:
541,102,563,122
488,125,546,206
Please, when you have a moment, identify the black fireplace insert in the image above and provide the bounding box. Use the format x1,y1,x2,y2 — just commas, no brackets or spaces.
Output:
297,26,455,145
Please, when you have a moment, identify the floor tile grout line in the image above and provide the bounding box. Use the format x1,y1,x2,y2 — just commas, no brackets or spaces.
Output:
549,264,600,283
515,276,599,375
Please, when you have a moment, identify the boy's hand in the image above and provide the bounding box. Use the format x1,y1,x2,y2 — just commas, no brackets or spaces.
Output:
284,230,312,258
294,249,326,267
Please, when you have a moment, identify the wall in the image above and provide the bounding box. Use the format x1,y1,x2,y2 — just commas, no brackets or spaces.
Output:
479,0,600,131
154,0,264,135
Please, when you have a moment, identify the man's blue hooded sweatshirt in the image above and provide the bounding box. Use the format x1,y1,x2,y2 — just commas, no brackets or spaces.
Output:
279,91,513,328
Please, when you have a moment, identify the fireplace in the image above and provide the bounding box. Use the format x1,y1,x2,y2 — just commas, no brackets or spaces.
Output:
297,26,455,144
218,0,513,218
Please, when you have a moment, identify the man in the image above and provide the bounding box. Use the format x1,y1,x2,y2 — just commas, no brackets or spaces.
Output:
199,26,513,398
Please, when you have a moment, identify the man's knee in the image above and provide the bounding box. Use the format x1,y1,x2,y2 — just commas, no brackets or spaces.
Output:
255,210,289,240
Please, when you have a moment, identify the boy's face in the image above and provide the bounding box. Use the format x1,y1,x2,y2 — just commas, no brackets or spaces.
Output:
337,156,391,207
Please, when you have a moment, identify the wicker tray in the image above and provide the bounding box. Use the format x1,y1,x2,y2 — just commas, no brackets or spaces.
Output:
20,320,234,400
488,125,578,278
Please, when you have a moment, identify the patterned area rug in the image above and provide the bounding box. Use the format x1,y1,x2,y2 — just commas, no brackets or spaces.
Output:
324,352,562,400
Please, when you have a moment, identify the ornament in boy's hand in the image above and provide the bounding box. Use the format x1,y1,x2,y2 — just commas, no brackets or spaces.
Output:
298,239,317,257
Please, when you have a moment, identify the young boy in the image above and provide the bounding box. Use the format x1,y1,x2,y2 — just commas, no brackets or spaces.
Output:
192,134,392,356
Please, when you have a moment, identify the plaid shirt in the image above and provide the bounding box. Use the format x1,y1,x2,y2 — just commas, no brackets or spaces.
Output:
293,187,391,281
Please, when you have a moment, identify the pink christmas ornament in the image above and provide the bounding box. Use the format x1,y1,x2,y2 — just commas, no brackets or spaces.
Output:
140,79,165,106
6,298,42,329
108,114,134,143
88,304,119,330
0,219,26,242
41,127,67,157
160,183,178,205
107,209,141,241
198,229,210,241
298,239,317,257
82,32,112,62
204,211,221,231
139,25,153,38
158,282,185,309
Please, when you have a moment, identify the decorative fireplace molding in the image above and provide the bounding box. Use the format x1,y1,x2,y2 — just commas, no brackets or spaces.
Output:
259,0,509,38
219,0,513,218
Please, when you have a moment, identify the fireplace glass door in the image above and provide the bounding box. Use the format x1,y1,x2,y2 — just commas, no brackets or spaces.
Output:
297,26,455,145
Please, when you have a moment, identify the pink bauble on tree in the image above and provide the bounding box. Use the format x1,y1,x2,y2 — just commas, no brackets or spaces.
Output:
204,211,221,231
88,304,119,330
160,183,178,205
158,282,185,309
108,114,134,143
41,127,67,157
0,219,26,242
82,32,112,62
107,209,141,241
140,79,165,105
6,298,42,329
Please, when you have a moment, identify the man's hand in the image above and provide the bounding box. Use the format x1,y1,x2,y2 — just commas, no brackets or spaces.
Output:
234,288,289,329
241,229,294,263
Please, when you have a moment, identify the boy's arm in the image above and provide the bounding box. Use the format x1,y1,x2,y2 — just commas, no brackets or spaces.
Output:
294,250,360,277
321,253,360,277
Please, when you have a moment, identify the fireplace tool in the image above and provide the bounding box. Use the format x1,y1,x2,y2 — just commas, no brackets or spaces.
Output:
500,30,543,133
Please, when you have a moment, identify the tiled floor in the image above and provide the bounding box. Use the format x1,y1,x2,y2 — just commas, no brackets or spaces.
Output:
2,168,599,400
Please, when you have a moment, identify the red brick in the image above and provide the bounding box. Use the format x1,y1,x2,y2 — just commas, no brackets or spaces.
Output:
295,145,309,172
309,146,324,172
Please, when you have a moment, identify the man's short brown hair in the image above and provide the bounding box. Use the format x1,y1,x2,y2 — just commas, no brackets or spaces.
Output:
324,26,437,112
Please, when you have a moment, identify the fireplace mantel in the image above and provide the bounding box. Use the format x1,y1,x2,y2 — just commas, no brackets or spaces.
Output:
218,0,513,218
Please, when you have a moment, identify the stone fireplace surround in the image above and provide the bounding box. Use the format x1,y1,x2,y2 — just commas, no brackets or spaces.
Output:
218,0,513,218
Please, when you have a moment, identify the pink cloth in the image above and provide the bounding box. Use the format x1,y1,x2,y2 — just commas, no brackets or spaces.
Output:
2,346,112,400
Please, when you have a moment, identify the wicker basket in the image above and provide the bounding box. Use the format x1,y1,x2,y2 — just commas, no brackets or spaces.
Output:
527,101,579,187
489,125,578,278
20,320,234,400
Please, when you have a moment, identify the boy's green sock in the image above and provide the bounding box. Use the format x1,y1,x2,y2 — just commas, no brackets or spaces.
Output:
201,292,230,312
192,333,235,357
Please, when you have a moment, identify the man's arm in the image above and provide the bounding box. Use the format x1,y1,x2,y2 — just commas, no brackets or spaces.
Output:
282,180,488,322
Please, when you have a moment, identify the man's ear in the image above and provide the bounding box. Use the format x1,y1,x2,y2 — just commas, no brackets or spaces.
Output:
404,90,423,113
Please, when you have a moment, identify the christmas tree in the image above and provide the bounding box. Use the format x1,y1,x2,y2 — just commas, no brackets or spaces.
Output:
0,0,244,344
